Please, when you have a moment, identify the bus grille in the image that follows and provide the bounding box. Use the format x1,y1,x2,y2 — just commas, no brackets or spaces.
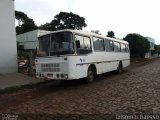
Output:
41,63,60,72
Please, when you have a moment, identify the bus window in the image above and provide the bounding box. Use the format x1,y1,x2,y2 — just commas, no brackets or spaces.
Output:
104,39,115,52
121,43,126,52
104,39,110,51
93,37,105,51
50,32,74,55
84,37,91,49
75,35,92,54
75,35,83,48
114,42,121,52
125,44,129,52
38,34,51,56
109,41,114,51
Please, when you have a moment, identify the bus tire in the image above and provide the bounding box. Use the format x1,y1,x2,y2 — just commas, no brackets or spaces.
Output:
86,66,96,83
117,62,123,73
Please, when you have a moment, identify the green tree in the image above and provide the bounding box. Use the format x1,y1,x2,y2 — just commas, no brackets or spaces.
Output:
107,31,115,38
158,45,160,56
152,44,160,55
39,23,51,31
124,33,150,58
39,12,87,31
15,11,28,26
15,10,37,34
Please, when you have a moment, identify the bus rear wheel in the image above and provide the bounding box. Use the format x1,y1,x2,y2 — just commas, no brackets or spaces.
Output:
117,62,123,73
86,67,96,83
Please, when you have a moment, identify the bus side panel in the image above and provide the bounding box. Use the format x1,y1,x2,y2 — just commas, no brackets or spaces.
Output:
67,56,88,79
121,53,130,68
88,52,116,75
66,52,130,80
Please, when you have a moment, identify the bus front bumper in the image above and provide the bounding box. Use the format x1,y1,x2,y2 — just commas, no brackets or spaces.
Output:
36,72,70,80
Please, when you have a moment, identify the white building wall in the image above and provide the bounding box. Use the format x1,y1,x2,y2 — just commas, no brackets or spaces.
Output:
0,0,17,73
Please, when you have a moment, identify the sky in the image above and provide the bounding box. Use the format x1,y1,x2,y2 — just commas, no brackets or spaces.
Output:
15,0,160,44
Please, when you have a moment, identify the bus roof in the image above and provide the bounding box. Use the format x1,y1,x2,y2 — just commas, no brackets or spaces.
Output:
39,29,128,44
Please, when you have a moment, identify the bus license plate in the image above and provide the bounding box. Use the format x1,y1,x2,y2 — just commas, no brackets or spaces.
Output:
47,73,53,77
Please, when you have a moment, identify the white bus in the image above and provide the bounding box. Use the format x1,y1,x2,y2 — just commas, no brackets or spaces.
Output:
35,29,130,83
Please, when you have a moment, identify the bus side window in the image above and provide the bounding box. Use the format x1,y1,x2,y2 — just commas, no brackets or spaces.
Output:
114,42,121,52
121,43,126,52
75,35,92,54
75,35,83,48
104,39,110,52
83,37,91,50
93,37,105,51
109,41,114,51
126,44,129,52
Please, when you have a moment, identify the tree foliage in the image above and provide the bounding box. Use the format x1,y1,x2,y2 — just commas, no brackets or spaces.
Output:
39,12,87,31
157,45,160,55
39,23,51,31
15,10,37,34
124,33,150,58
15,11,28,26
107,31,115,38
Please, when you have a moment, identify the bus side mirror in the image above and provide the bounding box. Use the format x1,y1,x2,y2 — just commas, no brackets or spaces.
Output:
76,40,80,48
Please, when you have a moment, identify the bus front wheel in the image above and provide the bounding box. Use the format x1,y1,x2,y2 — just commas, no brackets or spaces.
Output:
86,67,96,83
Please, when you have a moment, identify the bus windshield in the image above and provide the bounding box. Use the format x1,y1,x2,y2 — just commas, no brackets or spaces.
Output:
38,32,74,56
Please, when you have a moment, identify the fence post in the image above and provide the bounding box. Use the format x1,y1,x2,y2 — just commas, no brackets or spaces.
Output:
28,50,33,75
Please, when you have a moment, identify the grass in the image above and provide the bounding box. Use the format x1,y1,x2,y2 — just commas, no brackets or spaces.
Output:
0,86,23,94
0,82,43,94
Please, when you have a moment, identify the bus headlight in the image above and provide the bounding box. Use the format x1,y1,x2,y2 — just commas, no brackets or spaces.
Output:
35,60,38,65
64,74,68,79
